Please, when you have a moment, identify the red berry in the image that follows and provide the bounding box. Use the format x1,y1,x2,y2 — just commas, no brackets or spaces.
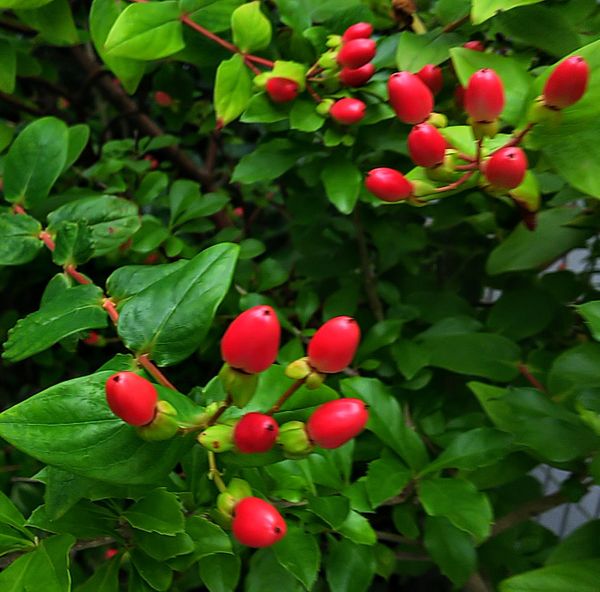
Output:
307,398,368,449
232,497,287,547
342,22,373,42
337,38,377,69
221,305,281,374
234,413,279,454
307,316,360,373
144,155,159,170
416,64,443,95
339,63,376,87
265,77,299,103
330,98,366,125
365,167,413,202
483,147,528,190
464,68,505,122
408,123,447,168
105,372,158,426
463,40,485,52
543,56,589,109
154,91,173,107
104,549,118,560
388,71,434,124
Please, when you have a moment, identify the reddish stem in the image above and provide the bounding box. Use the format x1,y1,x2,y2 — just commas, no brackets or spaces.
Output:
306,83,322,103
38,231,56,251
504,123,535,148
244,57,261,75
12,204,26,215
180,14,238,53
138,354,177,390
435,171,474,193
267,379,305,415
102,299,120,325
457,152,475,162
455,163,477,171
207,393,233,426
65,264,91,285
245,54,275,68
518,362,547,393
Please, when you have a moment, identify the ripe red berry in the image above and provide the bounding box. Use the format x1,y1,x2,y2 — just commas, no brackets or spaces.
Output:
234,413,279,454
365,168,413,202
104,548,119,560
307,398,368,449
307,316,360,373
221,305,281,374
339,63,376,87
154,91,173,107
105,372,158,426
388,71,434,124
408,123,447,168
464,68,505,122
342,22,373,42
416,64,443,96
265,77,299,103
232,497,287,547
329,98,366,125
483,146,528,190
463,40,485,52
543,56,589,109
337,38,377,69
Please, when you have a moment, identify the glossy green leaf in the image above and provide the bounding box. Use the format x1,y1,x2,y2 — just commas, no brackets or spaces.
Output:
307,495,350,529
3,284,108,362
273,526,320,589
471,0,542,24
16,0,79,46
118,243,238,365
0,524,34,556
0,213,43,266
232,139,305,183
396,30,460,72
131,549,173,592
247,548,303,592
198,553,241,592
3,117,69,207
187,0,245,33
321,156,362,214
0,41,16,93
0,491,26,532
326,538,376,592
64,125,90,171
338,510,377,545
214,54,253,126
133,530,194,561
578,302,600,342
231,1,272,52
499,560,600,592
122,488,185,535
547,520,600,565
184,515,232,559
51,221,94,266
365,454,411,507
105,1,185,60
548,343,600,398
0,372,198,484
0,0,52,8
76,556,120,592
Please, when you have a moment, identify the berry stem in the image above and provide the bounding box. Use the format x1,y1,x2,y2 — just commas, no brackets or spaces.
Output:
102,299,120,325
455,163,477,171
38,231,56,251
267,379,305,415
137,354,178,391
457,152,476,163
65,264,91,285
517,362,547,393
245,54,275,68
208,451,228,493
12,204,26,215
243,57,261,75
305,83,322,103
504,122,535,148
207,394,233,427
434,171,475,193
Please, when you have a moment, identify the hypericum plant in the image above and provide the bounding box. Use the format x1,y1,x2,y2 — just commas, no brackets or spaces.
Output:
2,1,600,591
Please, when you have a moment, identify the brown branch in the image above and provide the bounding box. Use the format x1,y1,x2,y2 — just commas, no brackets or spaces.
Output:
0,91,44,116
464,572,493,592
517,362,547,393
376,531,423,546
503,123,535,148
442,13,469,33
434,171,474,193
207,394,233,426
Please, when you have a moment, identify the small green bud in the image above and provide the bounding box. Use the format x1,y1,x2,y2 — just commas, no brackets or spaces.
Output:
411,180,436,197
341,134,355,147
219,364,258,408
326,34,343,49
426,112,448,128
318,51,338,70
216,492,236,520
253,72,270,90
305,371,326,390
285,357,312,380
277,421,313,458
316,99,334,117
468,117,499,140
226,477,253,501
527,96,562,126
136,401,178,442
198,424,235,453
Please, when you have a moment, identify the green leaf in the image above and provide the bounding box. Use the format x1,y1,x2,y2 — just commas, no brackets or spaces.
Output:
122,489,184,535
118,243,238,365
0,41,16,93
418,477,493,542
290,100,324,132
131,549,173,592
307,495,350,529
48,195,141,257
231,1,272,52
232,139,305,183
75,556,120,592
52,221,94,266
471,0,542,24
365,453,411,507
64,125,90,171
321,156,362,214
396,30,460,72
90,0,145,93
341,377,429,471
450,47,532,125
105,1,185,60
326,538,376,592
3,284,108,362
198,553,241,592
548,343,600,398
420,332,520,381
16,0,79,46
247,548,303,592
273,526,320,589
187,0,245,33
499,560,600,592
421,428,514,476
0,524,34,556
391,340,430,380
0,213,43,266
578,302,600,342
423,516,476,586
547,520,600,565
0,491,26,532
0,0,52,8
214,54,253,126
184,515,232,559
133,530,194,561
469,382,599,462
3,117,69,207
0,371,198,484
338,510,377,545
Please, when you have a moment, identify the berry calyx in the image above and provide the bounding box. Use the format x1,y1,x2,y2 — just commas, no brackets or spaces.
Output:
463,40,485,52
307,398,368,449
388,71,434,124
416,64,443,96
232,497,287,547
221,305,281,374
365,168,413,202
464,68,505,122
339,63,376,87
483,147,528,190
337,38,377,69
542,56,590,109
105,372,157,426
307,316,360,373
408,123,447,168
154,91,173,107
342,22,373,42
234,413,279,454
265,77,299,103
330,98,366,125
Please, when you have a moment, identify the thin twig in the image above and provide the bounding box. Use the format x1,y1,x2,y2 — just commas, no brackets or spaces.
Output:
442,13,469,33
207,394,233,426
517,362,547,393
208,451,228,493
267,379,305,415
434,171,474,193
138,354,177,390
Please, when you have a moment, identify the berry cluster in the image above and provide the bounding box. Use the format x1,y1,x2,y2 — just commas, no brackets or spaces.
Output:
104,307,367,548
